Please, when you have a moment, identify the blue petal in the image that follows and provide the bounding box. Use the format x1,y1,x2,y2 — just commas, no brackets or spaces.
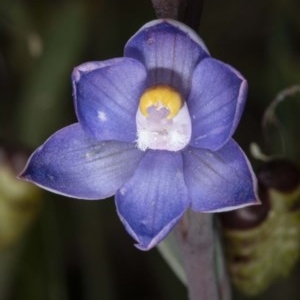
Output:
73,58,147,142
20,123,144,199
183,140,259,212
124,19,209,97
115,150,189,250
188,58,248,151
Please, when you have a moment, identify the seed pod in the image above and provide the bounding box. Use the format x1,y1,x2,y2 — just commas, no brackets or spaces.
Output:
219,159,300,296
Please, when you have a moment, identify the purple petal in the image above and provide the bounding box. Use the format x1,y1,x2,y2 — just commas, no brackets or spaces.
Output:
183,140,259,212
188,58,248,151
115,150,189,250
73,58,147,142
124,19,209,97
20,123,144,199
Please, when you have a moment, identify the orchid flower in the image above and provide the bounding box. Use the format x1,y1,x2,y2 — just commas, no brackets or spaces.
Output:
20,19,259,250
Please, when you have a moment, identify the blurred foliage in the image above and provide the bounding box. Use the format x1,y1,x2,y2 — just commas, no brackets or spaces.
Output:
221,160,300,297
0,149,41,250
262,85,300,160
1,0,300,299
0,149,42,298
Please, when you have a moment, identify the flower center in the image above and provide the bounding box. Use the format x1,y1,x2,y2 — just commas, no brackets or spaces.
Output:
136,85,192,151
139,85,182,119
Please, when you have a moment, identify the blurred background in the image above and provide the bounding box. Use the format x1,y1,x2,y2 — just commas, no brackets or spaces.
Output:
1,0,300,299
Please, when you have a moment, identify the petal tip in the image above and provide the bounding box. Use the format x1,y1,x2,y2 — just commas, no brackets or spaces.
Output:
72,61,101,79
17,170,27,181
117,202,184,251
17,158,34,182
71,68,81,83
137,19,210,54
71,61,106,83
134,240,156,251
219,187,262,212
132,231,170,251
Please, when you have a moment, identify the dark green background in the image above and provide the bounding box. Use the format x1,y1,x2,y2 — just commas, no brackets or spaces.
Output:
1,0,300,299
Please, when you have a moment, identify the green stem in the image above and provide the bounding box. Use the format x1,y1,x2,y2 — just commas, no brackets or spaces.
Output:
175,211,221,300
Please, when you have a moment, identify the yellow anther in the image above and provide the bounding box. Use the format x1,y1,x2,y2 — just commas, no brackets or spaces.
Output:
139,85,183,119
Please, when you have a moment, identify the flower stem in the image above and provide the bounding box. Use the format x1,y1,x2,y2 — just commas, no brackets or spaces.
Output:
150,0,205,31
175,211,221,300
150,0,186,20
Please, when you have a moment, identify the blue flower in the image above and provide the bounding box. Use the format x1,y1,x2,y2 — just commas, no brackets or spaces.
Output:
20,19,259,250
